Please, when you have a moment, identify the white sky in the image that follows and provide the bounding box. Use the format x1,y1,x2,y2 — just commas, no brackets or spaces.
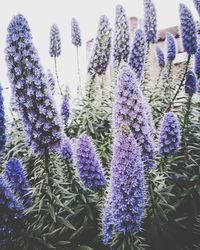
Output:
0,0,198,111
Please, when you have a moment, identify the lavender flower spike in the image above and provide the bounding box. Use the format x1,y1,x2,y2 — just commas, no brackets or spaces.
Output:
71,18,81,47
76,134,105,191
0,84,6,152
49,24,61,57
166,33,176,61
111,125,144,234
128,29,146,81
112,4,130,65
143,0,157,43
195,45,200,77
6,14,63,155
61,94,70,124
114,63,155,168
156,46,165,68
184,69,197,94
158,112,180,158
179,4,198,55
4,158,31,207
88,15,111,76
193,0,200,16
60,137,72,162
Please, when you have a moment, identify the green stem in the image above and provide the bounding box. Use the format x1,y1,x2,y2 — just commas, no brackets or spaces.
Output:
44,147,52,199
54,57,63,96
149,67,162,103
166,55,191,112
9,108,20,130
166,61,173,104
87,74,96,101
76,46,82,95
182,94,192,160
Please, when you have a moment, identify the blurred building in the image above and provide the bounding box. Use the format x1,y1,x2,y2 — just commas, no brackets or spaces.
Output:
86,17,199,85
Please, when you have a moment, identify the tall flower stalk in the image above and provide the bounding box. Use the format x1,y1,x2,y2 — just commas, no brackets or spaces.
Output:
167,4,197,111
49,24,63,96
4,158,31,207
104,125,144,247
6,14,63,155
143,0,157,45
71,18,82,95
87,15,111,99
114,64,155,168
112,4,130,67
76,134,105,191
182,69,197,159
128,29,146,81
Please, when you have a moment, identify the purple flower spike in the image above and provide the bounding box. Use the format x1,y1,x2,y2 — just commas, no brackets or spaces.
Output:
111,126,145,234
76,134,105,191
88,15,111,76
60,137,73,162
193,0,200,16
0,84,6,152
179,4,198,55
71,18,81,47
156,46,165,68
195,45,200,77
6,14,63,155
112,5,130,65
4,158,31,207
166,33,176,61
49,24,61,57
61,94,70,124
184,69,197,94
143,0,157,43
114,63,155,168
158,112,180,158
129,29,146,81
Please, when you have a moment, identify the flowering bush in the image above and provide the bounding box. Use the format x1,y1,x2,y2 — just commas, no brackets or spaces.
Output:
1,1,200,250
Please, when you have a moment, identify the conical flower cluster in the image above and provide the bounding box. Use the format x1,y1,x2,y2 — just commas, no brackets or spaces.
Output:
61,94,70,124
193,0,200,16
0,84,6,152
4,158,31,207
195,45,200,77
76,134,105,191
114,64,155,168
110,126,144,234
60,137,72,162
88,15,111,76
128,29,146,81
49,24,61,57
179,4,198,55
143,0,157,43
112,5,130,65
158,112,180,158
184,69,197,94
6,14,63,154
71,18,81,47
156,46,165,68
166,33,176,61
